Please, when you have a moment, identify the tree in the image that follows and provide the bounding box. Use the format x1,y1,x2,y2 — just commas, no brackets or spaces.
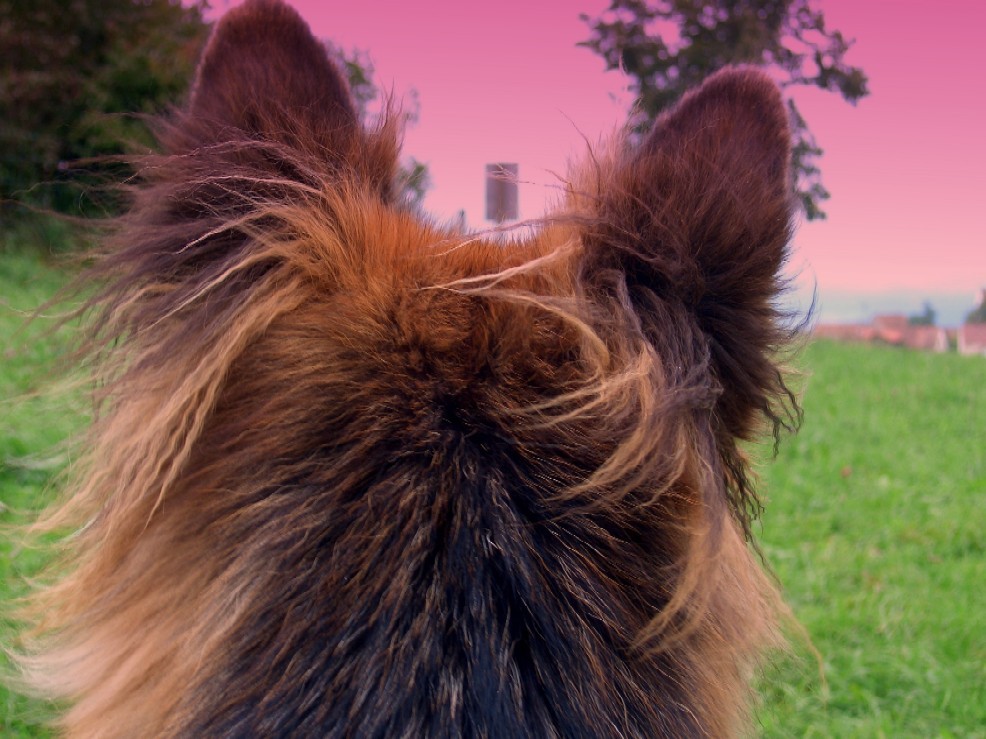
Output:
908,302,936,326
326,43,431,211
0,3,429,218
580,0,868,219
966,290,986,324
0,0,208,213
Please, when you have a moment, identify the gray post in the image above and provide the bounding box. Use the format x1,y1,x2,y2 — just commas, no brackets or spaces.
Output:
485,163,519,223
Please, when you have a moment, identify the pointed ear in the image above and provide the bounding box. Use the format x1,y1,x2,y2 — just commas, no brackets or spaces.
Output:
188,0,358,147
585,67,795,440
102,0,397,330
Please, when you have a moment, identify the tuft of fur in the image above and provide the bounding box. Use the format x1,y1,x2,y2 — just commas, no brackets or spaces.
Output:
14,1,802,736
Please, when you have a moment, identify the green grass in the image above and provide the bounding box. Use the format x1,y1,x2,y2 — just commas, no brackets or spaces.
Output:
0,230,82,737
756,341,985,737
1,237,983,736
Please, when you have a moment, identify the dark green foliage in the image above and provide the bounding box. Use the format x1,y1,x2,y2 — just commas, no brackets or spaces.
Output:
326,42,431,209
396,157,432,210
0,0,209,214
580,0,869,219
908,301,936,326
0,5,429,221
332,45,379,117
965,291,986,324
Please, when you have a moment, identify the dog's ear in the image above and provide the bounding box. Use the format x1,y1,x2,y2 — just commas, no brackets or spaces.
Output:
94,1,398,344
186,0,358,152
585,68,795,439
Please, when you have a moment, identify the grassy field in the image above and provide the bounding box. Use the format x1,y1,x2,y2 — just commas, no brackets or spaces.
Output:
1,233,82,737
1,241,983,736
756,338,985,737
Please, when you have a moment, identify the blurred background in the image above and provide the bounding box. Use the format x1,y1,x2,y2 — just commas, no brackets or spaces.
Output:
1,1,983,736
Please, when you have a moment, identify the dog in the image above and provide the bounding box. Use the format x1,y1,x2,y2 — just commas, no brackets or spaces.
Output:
17,1,800,735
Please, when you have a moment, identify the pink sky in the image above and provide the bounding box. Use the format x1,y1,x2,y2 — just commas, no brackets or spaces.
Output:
208,0,985,300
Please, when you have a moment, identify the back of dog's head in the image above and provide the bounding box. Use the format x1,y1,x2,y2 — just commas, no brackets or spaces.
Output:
18,1,799,736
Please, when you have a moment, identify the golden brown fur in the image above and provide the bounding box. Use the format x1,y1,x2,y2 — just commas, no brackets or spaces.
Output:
14,1,802,736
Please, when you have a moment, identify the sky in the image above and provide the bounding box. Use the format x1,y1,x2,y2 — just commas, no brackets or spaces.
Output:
208,0,985,323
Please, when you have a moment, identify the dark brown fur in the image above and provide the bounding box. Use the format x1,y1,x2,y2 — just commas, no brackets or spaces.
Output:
16,1,801,736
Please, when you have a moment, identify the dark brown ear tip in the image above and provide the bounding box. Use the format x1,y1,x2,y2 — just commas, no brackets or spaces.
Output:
644,65,790,158
212,0,304,35
643,66,789,149
699,66,786,113
201,0,312,63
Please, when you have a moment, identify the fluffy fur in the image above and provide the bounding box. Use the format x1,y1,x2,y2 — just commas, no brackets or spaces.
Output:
16,1,802,736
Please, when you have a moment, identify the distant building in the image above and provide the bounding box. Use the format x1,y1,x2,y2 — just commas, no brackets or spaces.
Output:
872,314,909,333
814,314,947,353
813,323,875,343
903,325,949,352
958,324,986,356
